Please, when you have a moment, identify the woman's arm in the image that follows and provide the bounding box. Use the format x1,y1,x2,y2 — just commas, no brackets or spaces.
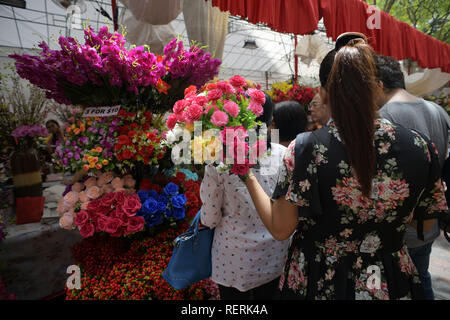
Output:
199,165,224,228
244,172,298,241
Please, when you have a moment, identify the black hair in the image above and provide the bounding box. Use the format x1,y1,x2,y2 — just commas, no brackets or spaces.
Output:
319,50,336,88
273,101,308,142
374,54,406,91
46,119,60,128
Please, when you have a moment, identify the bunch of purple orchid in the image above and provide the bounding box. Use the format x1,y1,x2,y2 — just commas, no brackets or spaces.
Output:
11,124,48,139
9,27,221,109
162,38,222,88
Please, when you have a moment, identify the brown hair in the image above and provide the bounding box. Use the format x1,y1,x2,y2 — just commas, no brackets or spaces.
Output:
327,40,378,197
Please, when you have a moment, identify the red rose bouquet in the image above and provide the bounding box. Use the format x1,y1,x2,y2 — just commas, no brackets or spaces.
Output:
73,190,145,238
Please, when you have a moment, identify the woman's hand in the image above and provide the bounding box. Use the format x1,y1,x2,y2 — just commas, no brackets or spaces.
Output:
244,170,298,240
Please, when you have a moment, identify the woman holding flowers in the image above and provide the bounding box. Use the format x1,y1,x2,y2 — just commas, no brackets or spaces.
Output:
199,88,290,300
243,41,448,299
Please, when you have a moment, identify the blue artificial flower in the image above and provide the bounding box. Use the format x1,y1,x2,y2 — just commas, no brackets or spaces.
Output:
137,190,149,202
145,212,164,227
172,207,185,220
157,201,167,213
148,190,159,199
171,194,187,209
143,198,158,214
163,182,179,197
158,194,168,204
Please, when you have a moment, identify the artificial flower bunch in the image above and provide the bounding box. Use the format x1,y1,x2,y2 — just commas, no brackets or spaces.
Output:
58,172,137,234
10,124,48,150
268,81,317,107
424,92,450,116
55,116,118,173
114,109,166,170
10,27,221,109
11,124,48,139
9,26,165,106
165,76,268,176
137,171,201,228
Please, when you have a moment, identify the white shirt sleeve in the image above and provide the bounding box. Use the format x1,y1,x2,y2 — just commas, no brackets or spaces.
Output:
200,164,223,228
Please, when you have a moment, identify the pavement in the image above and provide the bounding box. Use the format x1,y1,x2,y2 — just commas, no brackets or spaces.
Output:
429,232,450,300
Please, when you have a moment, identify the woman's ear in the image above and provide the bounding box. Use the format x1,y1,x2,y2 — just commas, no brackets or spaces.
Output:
319,86,328,106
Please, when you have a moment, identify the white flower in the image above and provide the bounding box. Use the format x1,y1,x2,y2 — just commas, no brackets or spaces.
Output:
360,234,381,254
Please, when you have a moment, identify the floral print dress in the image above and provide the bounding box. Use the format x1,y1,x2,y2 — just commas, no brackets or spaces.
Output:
272,119,448,300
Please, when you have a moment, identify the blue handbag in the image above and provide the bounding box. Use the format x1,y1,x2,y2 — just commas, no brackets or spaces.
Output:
162,210,214,290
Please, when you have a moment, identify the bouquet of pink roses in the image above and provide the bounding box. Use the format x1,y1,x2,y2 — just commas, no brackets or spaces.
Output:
165,75,268,177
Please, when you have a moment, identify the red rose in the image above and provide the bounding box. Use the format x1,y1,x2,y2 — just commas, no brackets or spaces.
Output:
127,112,135,118
130,123,139,129
118,135,131,145
96,214,108,232
122,149,133,160
118,109,128,118
100,192,116,208
185,191,199,208
105,217,123,234
87,199,102,212
109,225,125,237
114,191,126,203
128,130,138,139
157,152,164,160
175,171,186,182
124,216,145,235
114,144,122,152
79,222,95,238
74,210,89,227
121,194,141,217
184,85,197,97
147,145,155,155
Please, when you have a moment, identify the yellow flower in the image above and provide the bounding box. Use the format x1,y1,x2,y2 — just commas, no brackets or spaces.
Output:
102,159,109,165
89,162,95,168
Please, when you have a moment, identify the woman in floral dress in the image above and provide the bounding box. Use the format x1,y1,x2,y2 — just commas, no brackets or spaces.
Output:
243,41,448,300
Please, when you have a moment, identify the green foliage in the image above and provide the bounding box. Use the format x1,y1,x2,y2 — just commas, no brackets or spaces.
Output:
368,0,449,43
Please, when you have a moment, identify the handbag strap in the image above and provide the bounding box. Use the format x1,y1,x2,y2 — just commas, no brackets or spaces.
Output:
189,210,202,235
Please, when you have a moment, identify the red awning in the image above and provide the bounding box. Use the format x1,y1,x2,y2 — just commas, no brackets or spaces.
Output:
210,0,450,73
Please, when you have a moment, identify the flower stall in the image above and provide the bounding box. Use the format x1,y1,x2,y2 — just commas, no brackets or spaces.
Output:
7,25,222,300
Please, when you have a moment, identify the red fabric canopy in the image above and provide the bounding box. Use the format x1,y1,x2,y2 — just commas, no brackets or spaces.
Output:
210,0,450,73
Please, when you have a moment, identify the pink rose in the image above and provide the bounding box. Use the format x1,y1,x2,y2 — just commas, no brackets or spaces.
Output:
184,103,203,122
247,101,264,116
121,194,142,217
57,198,71,215
109,226,125,238
87,198,103,211
74,210,89,227
230,163,251,176
80,201,90,210
111,177,124,190
63,191,79,205
194,96,207,106
207,88,223,102
211,110,229,127
79,222,95,238
217,81,236,95
101,184,114,195
105,217,123,234
166,113,178,130
223,101,240,117
59,212,74,230
86,186,101,199
97,172,114,187
123,175,136,188
229,75,247,88
173,99,187,114
246,88,266,104
124,216,145,236
96,214,108,232
78,191,89,203
71,182,84,193
84,177,97,189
